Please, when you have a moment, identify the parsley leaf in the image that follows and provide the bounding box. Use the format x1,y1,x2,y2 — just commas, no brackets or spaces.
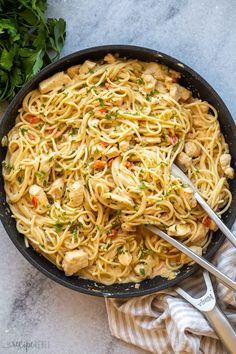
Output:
98,98,105,107
0,0,66,103
137,78,144,85
139,268,145,276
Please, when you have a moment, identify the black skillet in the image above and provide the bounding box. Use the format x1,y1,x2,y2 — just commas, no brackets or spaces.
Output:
0,45,235,298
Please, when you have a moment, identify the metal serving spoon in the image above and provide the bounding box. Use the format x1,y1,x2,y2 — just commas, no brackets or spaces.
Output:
145,163,236,291
171,164,236,248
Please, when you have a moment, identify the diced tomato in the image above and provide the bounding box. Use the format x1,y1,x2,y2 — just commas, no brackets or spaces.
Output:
99,108,106,113
108,158,114,168
32,196,38,208
203,216,212,228
94,160,106,170
110,229,118,237
28,132,36,140
125,161,133,169
169,135,178,145
27,115,40,124
105,82,113,89
54,131,62,138
100,141,109,147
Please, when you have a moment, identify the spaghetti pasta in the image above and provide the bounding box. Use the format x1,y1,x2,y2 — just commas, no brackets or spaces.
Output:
2,54,234,285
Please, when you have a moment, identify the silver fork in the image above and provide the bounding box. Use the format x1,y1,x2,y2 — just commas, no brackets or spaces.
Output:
171,163,236,248
176,271,236,354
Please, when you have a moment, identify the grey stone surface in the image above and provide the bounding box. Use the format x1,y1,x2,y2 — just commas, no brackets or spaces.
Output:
0,1,235,353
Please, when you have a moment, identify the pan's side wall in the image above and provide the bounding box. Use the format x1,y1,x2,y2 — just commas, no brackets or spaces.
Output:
0,45,235,297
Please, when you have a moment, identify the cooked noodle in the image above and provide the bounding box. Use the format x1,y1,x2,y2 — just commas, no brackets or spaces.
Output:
2,54,234,284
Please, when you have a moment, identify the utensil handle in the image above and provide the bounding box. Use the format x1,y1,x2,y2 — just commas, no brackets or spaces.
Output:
195,193,236,248
146,225,236,292
206,305,236,354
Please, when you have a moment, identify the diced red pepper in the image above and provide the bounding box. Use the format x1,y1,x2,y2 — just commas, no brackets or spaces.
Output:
105,82,113,89
32,196,38,208
169,135,178,145
100,141,109,147
28,132,36,140
203,216,212,228
108,159,114,168
99,108,106,113
110,229,118,237
94,160,106,170
125,161,133,169
27,115,40,124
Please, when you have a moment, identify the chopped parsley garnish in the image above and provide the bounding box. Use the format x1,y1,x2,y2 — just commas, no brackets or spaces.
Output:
89,69,95,74
98,98,105,107
35,171,46,179
139,182,147,190
137,78,144,85
20,127,28,135
69,222,83,235
69,128,79,136
105,113,112,120
54,222,64,233
104,243,111,250
139,268,145,276
2,161,14,171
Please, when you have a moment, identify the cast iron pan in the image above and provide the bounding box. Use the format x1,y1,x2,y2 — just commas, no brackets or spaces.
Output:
0,45,236,298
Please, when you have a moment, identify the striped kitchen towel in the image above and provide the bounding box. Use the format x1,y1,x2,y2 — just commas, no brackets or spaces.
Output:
105,222,236,354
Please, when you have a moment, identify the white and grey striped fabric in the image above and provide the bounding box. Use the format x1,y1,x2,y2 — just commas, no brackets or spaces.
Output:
106,222,236,354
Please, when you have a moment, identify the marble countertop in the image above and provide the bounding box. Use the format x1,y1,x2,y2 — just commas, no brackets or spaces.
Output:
0,1,235,353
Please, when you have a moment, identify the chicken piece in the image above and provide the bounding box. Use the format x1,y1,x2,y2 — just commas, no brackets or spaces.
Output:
103,188,134,208
35,154,54,186
62,250,88,276
169,69,181,82
134,258,154,278
118,251,132,266
180,246,202,264
190,223,209,246
112,96,123,106
182,187,197,208
203,216,218,231
181,86,191,101
225,167,234,179
119,140,129,152
105,146,120,159
67,64,81,78
168,223,191,237
176,152,192,172
79,60,96,75
68,181,84,207
184,141,201,158
220,153,231,169
143,62,167,81
220,153,234,179
29,184,49,211
169,84,181,101
39,72,71,93
90,144,104,157
121,223,136,233
39,154,53,174
141,74,157,93
104,53,116,63
169,83,191,102
48,178,64,200
156,82,168,93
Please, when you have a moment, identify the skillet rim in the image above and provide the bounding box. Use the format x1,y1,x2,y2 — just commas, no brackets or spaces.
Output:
0,44,236,298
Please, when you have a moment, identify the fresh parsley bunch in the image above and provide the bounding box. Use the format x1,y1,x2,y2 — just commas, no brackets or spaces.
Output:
0,0,66,102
